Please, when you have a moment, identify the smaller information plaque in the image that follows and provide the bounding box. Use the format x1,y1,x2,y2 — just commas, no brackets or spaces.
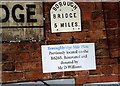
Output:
41,43,96,73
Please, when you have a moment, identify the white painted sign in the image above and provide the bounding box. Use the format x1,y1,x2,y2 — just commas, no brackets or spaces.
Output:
50,0,81,33
41,43,96,73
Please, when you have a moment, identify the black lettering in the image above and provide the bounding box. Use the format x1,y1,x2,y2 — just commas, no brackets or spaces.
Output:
55,4,59,9
67,2,70,6
63,1,66,6
71,22,74,27
53,14,56,19
65,23,67,27
68,22,70,27
73,5,77,10
75,22,78,27
54,23,57,28
69,13,72,18
62,14,64,18
53,7,57,11
70,2,74,7
65,13,68,18
64,66,67,69
0,5,9,22
12,4,24,22
59,2,63,7
57,14,61,18
74,13,77,18
60,23,64,27
26,5,37,22
58,66,63,70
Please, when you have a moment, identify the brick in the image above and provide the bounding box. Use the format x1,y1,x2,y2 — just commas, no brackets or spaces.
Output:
44,13,50,25
96,48,109,56
97,58,118,65
90,21,105,30
78,2,95,12
45,22,51,32
96,39,108,49
2,72,11,82
118,30,120,38
100,75,119,82
14,52,30,61
44,2,54,12
82,21,90,30
101,65,113,75
82,12,91,21
91,11,103,20
47,40,64,45
24,71,43,80
113,64,119,74
89,65,101,75
119,64,120,74
43,73,52,79
64,71,76,77
15,62,23,72
108,37,119,48
94,2,102,10
103,2,119,11
119,20,120,27
31,43,41,51
72,32,87,40
30,51,41,61
2,62,15,71
18,42,41,52
89,30,106,39
87,76,101,83
46,32,80,41
105,20,118,28
46,32,61,41
18,42,32,52
16,61,42,72
2,72,24,83
2,43,13,53
75,70,89,76
2,53,13,62
104,11,119,19
75,76,88,84
107,30,118,38
71,39,87,44
110,49,119,58
51,72,63,79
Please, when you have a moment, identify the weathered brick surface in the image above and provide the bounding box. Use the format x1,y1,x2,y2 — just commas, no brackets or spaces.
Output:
89,65,101,75
15,61,42,72
24,71,43,80
2,62,15,71
2,72,24,83
51,72,64,79
75,70,89,76
103,2,119,10
1,1,120,85
2,42,43,83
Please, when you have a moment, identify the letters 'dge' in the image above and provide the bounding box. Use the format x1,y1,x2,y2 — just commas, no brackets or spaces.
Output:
50,0,81,33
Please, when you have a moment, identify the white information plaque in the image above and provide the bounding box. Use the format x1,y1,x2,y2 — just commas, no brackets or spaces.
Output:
41,43,96,73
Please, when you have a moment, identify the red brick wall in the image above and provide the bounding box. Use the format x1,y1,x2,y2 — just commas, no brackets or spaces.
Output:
1,1,120,85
